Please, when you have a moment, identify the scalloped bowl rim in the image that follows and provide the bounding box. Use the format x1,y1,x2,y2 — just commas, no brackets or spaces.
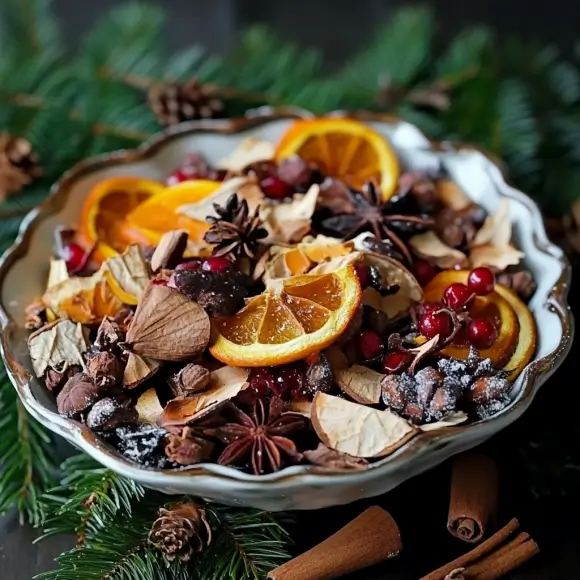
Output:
0,108,574,492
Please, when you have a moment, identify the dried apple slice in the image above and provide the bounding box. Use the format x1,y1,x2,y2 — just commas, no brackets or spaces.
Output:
311,393,417,458
103,245,150,305
136,388,164,424
335,364,383,404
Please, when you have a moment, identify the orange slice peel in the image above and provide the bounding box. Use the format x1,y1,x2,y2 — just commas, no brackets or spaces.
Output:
209,264,362,367
275,118,400,200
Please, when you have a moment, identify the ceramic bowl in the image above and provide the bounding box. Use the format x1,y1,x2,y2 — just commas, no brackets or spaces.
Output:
0,109,573,511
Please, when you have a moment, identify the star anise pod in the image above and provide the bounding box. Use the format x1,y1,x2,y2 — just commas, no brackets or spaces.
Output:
204,193,268,260
207,398,306,475
320,182,433,263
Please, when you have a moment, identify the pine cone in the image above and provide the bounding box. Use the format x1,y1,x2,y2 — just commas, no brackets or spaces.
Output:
148,502,212,561
204,193,268,259
148,78,224,126
0,133,41,201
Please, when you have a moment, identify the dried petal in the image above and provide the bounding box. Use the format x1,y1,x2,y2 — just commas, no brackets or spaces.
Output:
104,245,150,302
150,230,188,272
169,364,210,397
217,137,275,172
469,244,524,270
304,443,369,470
126,284,210,361
335,365,383,404
136,388,165,424
28,319,89,378
56,372,104,417
95,317,124,351
311,393,417,458
472,199,512,246
436,180,472,211
45,365,81,393
46,258,69,289
123,352,162,389
24,297,47,330
160,366,249,426
409,231,469,269
165,427,214,466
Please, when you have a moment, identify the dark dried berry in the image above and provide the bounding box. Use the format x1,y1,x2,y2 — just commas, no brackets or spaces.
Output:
56,373,105,418
86,397,138,431
103,424,171,468
306,353,333,394
276,156,314,191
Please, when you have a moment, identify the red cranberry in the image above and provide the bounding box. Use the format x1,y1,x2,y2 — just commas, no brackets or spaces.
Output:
468,267,496,296
260,175,293,200
383,351,411,373
354,265,371,289
275,366,306,397
467,318,498,349
419,311,452,339
166,168,195,185
175,259,201,271
413,259,437,286
249,368,276,397
358,330,384,360
63,243,86,273
202,256,231,273
443,282,474,311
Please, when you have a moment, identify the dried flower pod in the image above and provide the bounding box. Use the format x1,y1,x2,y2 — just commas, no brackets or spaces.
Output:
496,270,536,300
86,397,137,430
165,427,214,466
150,230,189,273
126,284,210,361
85,351,122,389
148,502,212,561
44,365,81,393
306,353,333,395
169,364,211,397
56,372,104,417
95,317,125,352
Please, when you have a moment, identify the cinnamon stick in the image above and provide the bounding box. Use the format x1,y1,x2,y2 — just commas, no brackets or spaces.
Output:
447,454,498,543
421,519,520,580
421,519,539,580
268,506,401,580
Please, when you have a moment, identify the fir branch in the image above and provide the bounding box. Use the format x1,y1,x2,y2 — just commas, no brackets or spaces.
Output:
38,454,146,544
0,371,57,525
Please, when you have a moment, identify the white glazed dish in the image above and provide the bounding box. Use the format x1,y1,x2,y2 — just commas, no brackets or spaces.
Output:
0,109,573,511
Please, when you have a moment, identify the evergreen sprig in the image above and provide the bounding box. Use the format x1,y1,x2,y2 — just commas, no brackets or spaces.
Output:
34,455,292,580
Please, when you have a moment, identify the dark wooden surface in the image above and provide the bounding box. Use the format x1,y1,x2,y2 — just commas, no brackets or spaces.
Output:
2,0,580,577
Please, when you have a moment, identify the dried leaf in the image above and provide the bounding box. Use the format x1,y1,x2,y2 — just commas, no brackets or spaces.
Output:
136,388,164,424
409,231,469,269
46,258,69,290
472,199,511,246
159,366,249,426
150,230,189,272
304,443,369,470
419,411,468,431
335,364,383,404
104,245,150,302
262,185,319,244
469,244,524,270
123,352,162,388
126,284,210,361
28,319,89,377
436,180,472,211
217,137,275,172
177,177,261,222
311,393,417,458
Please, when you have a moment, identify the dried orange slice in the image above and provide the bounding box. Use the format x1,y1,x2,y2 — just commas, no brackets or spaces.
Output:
495,284,536,381
127,179,221,242
275,118,399,199
422,271,520,368
79,176,165,263
210,265,362,366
